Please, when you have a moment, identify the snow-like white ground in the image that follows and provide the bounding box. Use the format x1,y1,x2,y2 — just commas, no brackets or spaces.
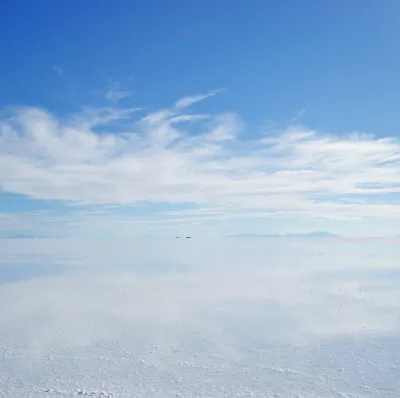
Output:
0,238,399,397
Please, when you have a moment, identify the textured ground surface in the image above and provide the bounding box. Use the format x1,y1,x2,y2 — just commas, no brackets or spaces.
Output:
0,238,399,397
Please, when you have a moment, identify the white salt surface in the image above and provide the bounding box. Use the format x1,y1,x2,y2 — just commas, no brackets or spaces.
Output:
0,238,399,397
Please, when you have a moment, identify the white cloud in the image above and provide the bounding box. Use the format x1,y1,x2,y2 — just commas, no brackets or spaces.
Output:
0,93,400,223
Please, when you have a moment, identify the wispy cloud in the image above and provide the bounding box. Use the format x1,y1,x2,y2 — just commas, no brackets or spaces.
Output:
174,88,224,109
104,89,131,102
0,92,400,224
290,109,306,123
52,65,64,77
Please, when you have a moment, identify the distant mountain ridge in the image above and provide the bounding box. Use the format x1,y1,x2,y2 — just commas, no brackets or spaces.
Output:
229,231,340,238
0,234,44,239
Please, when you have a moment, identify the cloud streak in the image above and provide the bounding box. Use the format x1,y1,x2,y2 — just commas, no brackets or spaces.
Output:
0,92,400,223
105,90,131,102
174,89,224,109
52,65,64,77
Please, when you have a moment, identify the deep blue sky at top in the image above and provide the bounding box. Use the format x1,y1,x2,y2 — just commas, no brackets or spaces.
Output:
0,0,399,136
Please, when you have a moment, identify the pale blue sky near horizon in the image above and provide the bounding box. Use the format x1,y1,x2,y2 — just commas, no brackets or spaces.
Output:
1,0,400,237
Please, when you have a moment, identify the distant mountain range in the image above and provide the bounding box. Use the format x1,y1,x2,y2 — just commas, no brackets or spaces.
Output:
229,231,341,238
0,234,44,239
0,232,342,239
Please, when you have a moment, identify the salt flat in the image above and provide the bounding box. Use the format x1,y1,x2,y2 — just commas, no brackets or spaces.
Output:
0,238,399,397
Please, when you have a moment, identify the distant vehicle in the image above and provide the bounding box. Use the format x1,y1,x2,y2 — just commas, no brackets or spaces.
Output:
186,236,191,239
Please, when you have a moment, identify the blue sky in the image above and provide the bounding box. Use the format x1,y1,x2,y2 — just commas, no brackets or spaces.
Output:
1,0,400,237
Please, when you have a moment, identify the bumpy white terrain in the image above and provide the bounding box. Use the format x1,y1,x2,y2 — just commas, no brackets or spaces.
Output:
0,238,399,397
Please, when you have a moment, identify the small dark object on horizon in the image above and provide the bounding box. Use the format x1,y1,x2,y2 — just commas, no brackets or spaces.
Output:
186,236,191,239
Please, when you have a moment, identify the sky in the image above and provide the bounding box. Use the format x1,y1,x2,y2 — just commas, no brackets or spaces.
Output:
1,0,400,237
